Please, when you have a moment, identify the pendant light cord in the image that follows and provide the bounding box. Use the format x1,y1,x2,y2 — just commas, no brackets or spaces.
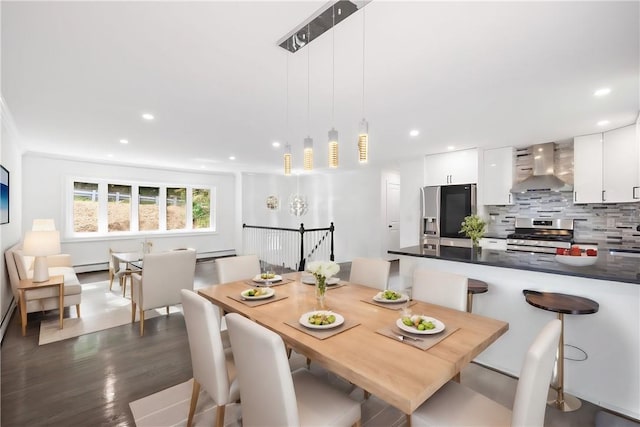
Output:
332,6,335,125
307,25,311,134
362,0,366,117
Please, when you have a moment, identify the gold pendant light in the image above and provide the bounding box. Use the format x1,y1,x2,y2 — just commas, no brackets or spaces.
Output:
328,5,339,169
304,25,314,171
284,144,292,176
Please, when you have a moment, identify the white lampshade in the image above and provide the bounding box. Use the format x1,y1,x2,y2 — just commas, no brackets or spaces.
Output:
23,231,61,282
32,218,56,231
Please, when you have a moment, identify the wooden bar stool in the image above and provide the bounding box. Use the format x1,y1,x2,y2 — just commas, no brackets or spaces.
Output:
522,289,599,412
467,278,488,313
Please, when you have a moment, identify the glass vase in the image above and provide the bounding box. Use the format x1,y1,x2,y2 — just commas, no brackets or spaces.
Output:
315,275,327,310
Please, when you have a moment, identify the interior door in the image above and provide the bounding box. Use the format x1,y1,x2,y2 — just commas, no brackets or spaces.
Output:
386,180,401,253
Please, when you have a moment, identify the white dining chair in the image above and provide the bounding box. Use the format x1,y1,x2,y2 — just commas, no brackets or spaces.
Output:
349,257,391,290
131,249,196,336
225,312,362,427
215,254,261,283
109,249,135,295
181,290,239,427
411,319,562,426
412,268,468,312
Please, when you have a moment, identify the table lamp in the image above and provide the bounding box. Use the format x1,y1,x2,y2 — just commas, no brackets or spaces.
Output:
23,230,61,282
32,218,56,231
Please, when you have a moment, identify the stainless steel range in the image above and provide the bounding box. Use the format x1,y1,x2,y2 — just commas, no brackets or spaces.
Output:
506,218,574,253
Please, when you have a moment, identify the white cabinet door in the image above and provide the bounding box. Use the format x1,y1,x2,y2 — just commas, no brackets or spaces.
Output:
603,124,639,203
573,134,604,204
425,148,478,186
482,147,514,205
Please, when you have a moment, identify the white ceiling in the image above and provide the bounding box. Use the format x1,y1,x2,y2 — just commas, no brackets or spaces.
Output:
2,1,639,175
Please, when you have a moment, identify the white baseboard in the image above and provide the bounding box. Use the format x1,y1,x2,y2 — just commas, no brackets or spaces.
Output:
1,299,16,343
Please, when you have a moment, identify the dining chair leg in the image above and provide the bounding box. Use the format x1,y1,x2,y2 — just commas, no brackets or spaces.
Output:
215,404,225,427
131,302,137,323
109,272,114,291
405,413,412,427
286,347,292,359
166,306,169,315
453,372,461,383
76,304,81,317
122,276,127,297
363,390,371,400
139,309,145,336
352,419,362,427
306,357,311,369
186,379,200,427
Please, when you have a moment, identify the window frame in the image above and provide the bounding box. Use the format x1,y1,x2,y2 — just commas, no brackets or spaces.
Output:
66,176,216,239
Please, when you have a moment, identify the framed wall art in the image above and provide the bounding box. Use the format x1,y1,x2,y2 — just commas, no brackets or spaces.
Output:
1,165,9,224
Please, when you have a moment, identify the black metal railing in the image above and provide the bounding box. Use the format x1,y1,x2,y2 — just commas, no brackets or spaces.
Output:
242,223,335,271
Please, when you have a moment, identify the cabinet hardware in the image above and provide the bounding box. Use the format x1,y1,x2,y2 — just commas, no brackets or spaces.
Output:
574,192,577,202
633,186,639,199
602,190,606,202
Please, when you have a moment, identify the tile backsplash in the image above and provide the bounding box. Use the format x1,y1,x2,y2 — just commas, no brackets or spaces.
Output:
486,192,640,249
485,140,640,249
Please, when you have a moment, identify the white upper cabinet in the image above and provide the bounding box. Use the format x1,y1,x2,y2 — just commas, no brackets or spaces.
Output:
573,124,639,204
603,124,639,202
482,147,514,205
574,133,604,204
424,148,478,186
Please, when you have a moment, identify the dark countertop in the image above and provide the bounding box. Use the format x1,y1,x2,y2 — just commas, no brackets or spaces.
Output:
389,246,640,285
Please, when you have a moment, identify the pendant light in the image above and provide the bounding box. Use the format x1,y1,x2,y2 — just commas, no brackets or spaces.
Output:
303,25,314,171
328,5,339,168
358,1,369,164
284,144,292,176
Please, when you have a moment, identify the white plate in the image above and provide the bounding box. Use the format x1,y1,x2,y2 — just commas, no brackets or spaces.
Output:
555,255,597,267
396,315,445,335
301,276,341,286
252,274,283,283
299,311,345,329
241,287,275,300
373,291,409,303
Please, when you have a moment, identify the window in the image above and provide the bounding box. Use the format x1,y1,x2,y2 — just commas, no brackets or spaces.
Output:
73,182,99,232
192,188,210,229
108,184,131,232
139,186,159,231
166,187,186,230
69,179,215,237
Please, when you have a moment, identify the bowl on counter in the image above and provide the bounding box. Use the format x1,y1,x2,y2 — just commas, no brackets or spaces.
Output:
555,254,598,267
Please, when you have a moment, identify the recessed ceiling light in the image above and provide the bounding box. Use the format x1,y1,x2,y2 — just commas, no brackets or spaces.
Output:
229,156,236,160
119,139,129,144
447,146,455,151
142,113,154,120
594,88,611,97
107,154,114,158
409,130,420,137
272,141,281,148
597,120,610,127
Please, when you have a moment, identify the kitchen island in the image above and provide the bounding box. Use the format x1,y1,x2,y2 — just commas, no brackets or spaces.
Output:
389,245,640,420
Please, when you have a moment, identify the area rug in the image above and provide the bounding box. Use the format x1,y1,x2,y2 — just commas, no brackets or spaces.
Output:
38,280,182,345
129,379,243,427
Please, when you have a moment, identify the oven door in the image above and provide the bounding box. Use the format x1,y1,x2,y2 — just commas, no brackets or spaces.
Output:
440,184,476,239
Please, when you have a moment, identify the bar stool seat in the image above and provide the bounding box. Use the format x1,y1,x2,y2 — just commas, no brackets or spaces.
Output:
467,278,488,313
522,289,599,412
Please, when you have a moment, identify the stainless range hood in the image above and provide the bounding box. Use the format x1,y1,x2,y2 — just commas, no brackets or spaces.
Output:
510,142,573,193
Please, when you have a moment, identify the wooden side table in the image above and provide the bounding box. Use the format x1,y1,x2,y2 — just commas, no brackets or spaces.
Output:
18,274,65,336
523,289,599,412
467,278,488,313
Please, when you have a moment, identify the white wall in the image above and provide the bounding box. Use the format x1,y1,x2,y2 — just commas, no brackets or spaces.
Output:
22,154,237,269
1,99,24,337
399,157,423,248
241,167,386,263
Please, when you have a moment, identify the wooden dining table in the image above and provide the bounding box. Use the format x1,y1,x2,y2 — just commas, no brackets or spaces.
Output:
198,272,508,416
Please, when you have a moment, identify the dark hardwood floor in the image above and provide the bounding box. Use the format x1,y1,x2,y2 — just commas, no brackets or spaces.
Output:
0,261,223,427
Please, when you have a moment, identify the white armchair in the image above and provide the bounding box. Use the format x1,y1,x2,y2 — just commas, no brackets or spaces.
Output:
131,249,196,336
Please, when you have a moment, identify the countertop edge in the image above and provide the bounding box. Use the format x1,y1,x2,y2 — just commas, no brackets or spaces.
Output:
389,248,640,285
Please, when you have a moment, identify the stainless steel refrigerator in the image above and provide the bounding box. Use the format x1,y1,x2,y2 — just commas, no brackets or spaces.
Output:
420,184,477,252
